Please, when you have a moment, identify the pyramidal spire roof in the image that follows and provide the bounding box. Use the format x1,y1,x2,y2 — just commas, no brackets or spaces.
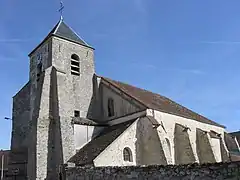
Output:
29,19,93,56
51,19,89,46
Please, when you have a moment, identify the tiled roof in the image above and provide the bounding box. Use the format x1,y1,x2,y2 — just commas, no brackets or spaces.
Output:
68,120,135,165
0,150,9,170
101,76,225,128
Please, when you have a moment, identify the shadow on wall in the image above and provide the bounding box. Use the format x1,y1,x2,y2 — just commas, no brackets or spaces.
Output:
220,138,230,162
11,81,31,150
86,75,105,139
174,124,196,164
46,67,64,180
28,70,46,180
86,75,100,121
135,118,167,165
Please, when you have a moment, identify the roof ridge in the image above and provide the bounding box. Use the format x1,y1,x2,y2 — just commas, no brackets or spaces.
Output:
99,75,225,128
53,19,63,34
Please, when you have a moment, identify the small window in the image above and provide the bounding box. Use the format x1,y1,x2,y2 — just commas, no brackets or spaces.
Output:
71,54,80,76
123,147,133,162
74,110,80,117
108,98,114,117
37,62,42,81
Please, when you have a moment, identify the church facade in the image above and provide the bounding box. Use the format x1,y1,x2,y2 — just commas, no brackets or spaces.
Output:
7,19,240,180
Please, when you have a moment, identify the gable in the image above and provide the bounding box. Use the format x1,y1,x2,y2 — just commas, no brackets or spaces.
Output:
68,120,136,165
99,76,225,128
99,81,145,120
93,119,138,166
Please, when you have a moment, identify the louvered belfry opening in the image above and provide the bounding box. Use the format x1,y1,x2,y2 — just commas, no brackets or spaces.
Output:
71,54,80,76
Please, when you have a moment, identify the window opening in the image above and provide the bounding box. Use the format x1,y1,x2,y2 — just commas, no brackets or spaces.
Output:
74,110,80,117
71,54,80,76
108,98,114,117
123,147,133,162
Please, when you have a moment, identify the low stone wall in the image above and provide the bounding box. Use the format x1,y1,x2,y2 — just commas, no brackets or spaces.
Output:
66,161,240,180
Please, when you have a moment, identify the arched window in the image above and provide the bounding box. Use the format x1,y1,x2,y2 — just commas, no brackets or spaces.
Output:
108,98,114,117
165,138,171,156
123,147,133,162
71,54,80,76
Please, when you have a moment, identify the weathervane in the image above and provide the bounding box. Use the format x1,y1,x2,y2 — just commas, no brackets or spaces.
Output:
59,1,64,20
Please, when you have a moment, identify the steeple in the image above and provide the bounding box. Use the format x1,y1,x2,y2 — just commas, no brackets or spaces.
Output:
29,19,93,56
50,20,90,47
27,17,95,179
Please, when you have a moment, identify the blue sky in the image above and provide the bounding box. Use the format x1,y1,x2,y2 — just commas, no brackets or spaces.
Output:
1,0,240,149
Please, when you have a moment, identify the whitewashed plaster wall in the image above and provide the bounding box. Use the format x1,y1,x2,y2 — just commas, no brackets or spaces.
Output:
211,138,221,162
146,109,227,164
93,120,138,167
74,125,94,150
74,125,104,150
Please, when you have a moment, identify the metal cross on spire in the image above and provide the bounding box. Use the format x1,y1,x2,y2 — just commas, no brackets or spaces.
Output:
59,1,64,20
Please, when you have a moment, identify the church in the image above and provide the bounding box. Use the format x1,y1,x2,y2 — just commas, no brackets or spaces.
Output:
3,19,240,179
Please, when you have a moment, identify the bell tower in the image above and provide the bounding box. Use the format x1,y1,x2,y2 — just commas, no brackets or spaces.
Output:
27,19,95,180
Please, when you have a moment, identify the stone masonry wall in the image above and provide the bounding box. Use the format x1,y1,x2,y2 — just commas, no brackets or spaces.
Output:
66,161,240,180
11,82,31,150
100,83,145,121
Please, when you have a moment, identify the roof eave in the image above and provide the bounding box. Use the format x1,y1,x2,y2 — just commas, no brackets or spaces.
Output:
97,74,226,129
28,34,95,57
150,107,226,129
52,34,95,50
98,75,149,109
28,35,52,57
